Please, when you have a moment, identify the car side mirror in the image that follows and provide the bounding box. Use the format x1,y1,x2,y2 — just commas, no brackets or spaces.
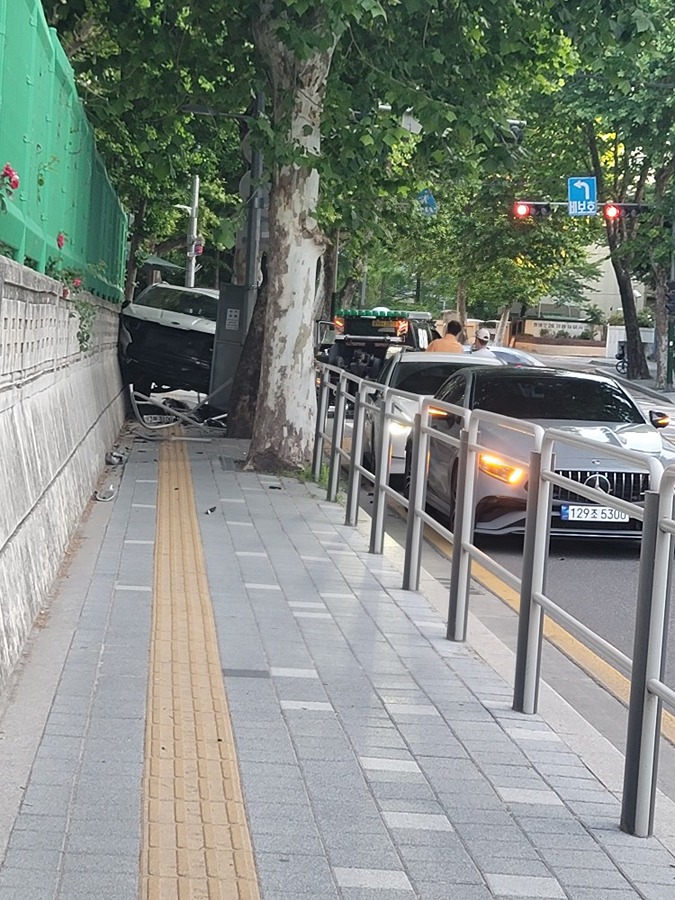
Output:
650,410,670,429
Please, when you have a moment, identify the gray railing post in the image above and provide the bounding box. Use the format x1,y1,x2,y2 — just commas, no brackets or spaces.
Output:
327,373,347,502
345,382,367,527
369,394,391,554
517,443,553,714
312,368,330,481
447,427,475,642
513,450,543,712
402,412,428,590
621,488,673,836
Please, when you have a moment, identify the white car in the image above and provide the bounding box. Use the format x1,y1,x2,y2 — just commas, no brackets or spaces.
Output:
119,283,220,395
362,351,503,486
463,345,545,366
414,366,673,538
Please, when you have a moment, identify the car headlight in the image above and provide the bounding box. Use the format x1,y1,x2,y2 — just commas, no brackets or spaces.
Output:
389,422,412,437
479,453,526,485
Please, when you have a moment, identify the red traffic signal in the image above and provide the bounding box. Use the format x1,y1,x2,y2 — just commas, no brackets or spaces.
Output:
513,201,551,219
602,202,649,221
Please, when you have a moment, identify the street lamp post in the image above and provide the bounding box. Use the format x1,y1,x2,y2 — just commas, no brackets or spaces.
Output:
186,175,200,287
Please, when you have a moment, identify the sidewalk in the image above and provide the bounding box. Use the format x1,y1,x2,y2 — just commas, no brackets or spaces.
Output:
1,426,675,899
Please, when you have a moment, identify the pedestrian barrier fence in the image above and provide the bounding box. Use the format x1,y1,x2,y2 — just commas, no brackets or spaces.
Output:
0,0,127,301
313,361,675,839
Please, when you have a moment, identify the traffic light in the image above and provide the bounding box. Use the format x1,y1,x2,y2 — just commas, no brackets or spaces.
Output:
666,281,675,316
602,202,649,221
513,201,551,219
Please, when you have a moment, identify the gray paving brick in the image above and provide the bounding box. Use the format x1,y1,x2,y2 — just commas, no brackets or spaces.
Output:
61,851,138,873
246,801,318,830
325,845,401,869
7,827,65,852
20,783,74,817
563,890,644,900
251,828,324,856
412,885,493,900
0,867,59,897
550,867,633,890
57,868,138,900
339,891,413,900
0,847,62,870
484,872,565,898
254,851,336,894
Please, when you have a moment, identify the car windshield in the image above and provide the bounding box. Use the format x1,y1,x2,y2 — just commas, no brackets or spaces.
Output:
392,361,471,394
136,287,219,322
471,373,644,423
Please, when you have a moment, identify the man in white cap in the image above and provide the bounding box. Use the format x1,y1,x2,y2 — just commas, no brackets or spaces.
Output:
471,327,496,358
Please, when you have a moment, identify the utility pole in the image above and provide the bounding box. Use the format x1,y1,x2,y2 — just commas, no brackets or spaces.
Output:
185,175,200,288
243,91,265,330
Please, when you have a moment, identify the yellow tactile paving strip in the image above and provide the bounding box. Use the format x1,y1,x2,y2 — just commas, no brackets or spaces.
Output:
140,438,261,900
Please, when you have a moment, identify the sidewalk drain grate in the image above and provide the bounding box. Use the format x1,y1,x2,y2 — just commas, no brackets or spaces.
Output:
222,667,270,679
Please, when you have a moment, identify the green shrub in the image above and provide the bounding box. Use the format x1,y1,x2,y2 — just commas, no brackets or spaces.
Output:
555,329,570,339
583,304,606,325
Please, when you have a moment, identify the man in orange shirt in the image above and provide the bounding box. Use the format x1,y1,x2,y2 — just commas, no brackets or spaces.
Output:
426,320,463,353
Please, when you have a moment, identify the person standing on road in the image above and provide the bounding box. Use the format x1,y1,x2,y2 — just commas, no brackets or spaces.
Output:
470,327,497,358
426,320,463,353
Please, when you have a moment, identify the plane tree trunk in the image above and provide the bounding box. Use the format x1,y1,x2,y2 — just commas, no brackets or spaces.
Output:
246,9,337,471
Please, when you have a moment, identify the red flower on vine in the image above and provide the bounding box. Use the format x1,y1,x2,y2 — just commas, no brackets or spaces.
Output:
57,232,66,249
73,277,82,288
1,163,20,210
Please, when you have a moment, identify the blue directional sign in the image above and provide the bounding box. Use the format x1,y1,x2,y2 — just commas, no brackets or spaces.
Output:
417,188,437,216
567,176,597,216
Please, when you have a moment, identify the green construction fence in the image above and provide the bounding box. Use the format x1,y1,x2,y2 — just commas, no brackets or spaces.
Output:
0,0,127,302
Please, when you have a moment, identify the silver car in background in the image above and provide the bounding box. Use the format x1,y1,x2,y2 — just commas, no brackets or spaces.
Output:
412,366,672,538
362,351,503,486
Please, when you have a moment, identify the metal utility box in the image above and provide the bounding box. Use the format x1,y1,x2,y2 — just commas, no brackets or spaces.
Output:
208,284,247,411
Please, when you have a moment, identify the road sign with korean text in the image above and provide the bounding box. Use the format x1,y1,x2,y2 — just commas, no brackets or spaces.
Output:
567,177,597,216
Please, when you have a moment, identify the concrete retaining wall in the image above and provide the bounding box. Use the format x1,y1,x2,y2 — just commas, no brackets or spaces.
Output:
0,258,126,694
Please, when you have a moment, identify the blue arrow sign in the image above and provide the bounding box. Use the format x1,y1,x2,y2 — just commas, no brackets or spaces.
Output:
567,177,597,216
417,188,437,215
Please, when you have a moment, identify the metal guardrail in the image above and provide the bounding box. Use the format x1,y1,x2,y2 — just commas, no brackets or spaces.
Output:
313,361,675,838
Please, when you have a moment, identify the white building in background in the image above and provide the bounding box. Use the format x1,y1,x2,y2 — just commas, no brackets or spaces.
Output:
536,245,646,320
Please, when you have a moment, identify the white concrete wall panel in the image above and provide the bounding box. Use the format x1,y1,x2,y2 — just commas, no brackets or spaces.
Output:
0,258,126,694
